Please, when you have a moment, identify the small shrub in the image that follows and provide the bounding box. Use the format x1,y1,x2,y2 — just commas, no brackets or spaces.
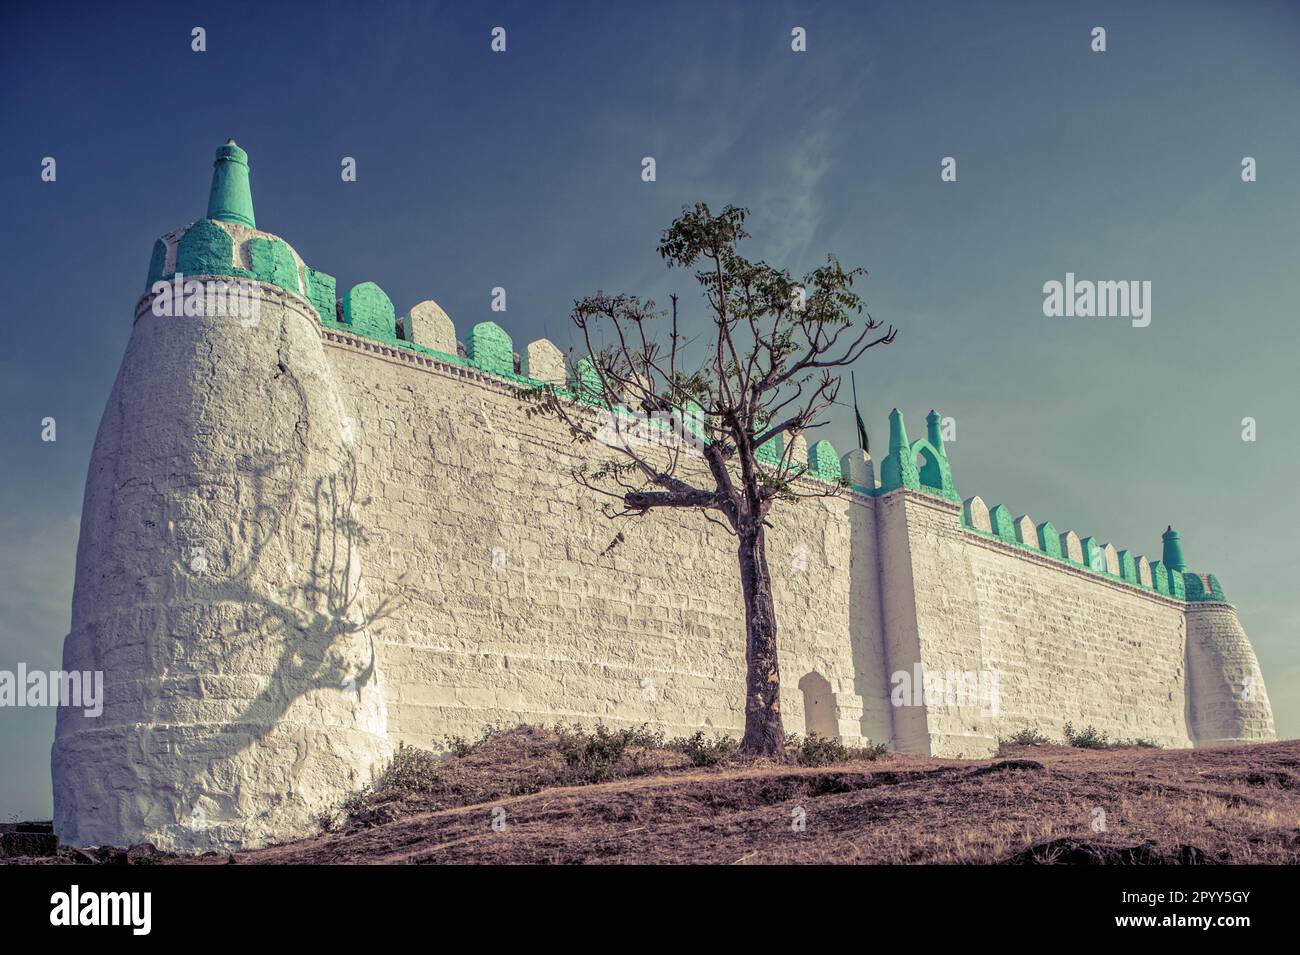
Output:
441,724,508,758
554,723,662,784
787,733,852,767
1064,721,1111,749
1004,727,1052,747
376,742,445,796
671,731,738,767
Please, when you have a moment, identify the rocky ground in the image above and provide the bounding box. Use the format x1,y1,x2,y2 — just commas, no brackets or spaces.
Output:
7,727,1300,864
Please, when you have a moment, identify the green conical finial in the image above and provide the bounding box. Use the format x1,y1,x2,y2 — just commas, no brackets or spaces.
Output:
888,408,909,451
206,139,255,228
1162,525,1186,573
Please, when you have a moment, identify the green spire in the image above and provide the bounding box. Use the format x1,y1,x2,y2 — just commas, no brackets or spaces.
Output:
206,139,255,228
888,407,909,452
1162,526,1186,573
926,409,945,455
879,408,920,492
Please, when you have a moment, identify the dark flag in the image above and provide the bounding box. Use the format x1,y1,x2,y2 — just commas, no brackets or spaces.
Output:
851,371,869,454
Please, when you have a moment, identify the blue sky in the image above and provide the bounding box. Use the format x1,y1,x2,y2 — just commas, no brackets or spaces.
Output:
2,0,1298,819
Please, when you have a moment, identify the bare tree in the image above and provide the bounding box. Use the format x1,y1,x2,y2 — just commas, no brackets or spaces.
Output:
525,204,895,755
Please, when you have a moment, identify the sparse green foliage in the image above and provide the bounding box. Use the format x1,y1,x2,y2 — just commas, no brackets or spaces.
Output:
785,733,887,766
555,723,666,784
1064,722,1162,751
327,722,895,832
1064,722,1111,749
1008,728,1053,746
673,730,739,766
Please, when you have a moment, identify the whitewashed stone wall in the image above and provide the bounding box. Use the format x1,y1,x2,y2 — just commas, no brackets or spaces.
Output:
54,288,391,853
320,335,886,752
54,280,1276,852
892,495,1194,755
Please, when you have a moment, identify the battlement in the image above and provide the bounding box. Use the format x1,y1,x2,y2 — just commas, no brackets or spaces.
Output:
960,493,1226,603
141,194,1233,608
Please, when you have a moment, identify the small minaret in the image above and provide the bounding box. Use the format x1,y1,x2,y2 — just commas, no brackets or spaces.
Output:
1162,525,1187,573
206,139,256,228
926,409,946,457
889,407,910,453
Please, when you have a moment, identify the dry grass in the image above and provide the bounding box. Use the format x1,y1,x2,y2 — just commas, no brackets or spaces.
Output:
175,730,1300,865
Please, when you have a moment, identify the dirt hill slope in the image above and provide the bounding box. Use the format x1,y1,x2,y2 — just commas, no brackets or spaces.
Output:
209,731,1300,865
11,728,1300,865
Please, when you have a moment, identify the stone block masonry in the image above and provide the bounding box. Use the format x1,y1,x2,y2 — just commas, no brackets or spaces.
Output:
51,143,1276,851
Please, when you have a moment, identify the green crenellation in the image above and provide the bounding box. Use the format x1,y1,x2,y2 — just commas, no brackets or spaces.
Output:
755,431,784,466
466,321,514,375
174,219,234,277
1081,537,1104,574
1036,521,1062,559
807,439,840,482
305,268,337,325
1152,561,1170,595
343,282,398,341
989,505,1015,542
248,237,299,294
146,239,168,290
1118,550,1138,584
569,356,603,404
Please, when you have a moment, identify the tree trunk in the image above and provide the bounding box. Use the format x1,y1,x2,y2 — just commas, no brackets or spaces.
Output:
737,522,784,755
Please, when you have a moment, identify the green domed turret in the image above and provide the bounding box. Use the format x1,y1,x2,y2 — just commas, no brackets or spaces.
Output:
206,139,255,228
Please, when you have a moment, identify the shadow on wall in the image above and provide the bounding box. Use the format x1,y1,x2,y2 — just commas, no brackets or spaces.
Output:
159,445,404,790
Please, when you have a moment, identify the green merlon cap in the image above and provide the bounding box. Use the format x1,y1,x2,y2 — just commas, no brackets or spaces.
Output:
206,139,255,228
1161,525,1186,573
